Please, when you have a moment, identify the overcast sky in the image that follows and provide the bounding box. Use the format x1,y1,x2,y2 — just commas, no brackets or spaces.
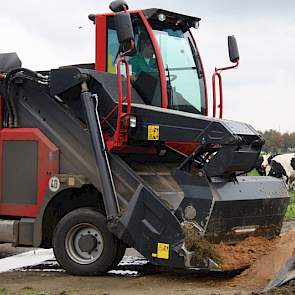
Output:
1,0,294,132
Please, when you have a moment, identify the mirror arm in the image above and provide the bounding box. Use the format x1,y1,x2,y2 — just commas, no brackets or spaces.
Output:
212,60,239,119
215,60,239,73
120,39,135,56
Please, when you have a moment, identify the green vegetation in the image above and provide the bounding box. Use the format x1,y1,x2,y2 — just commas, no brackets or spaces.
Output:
261,129,295,153
286,191,295,219
247,169,260,176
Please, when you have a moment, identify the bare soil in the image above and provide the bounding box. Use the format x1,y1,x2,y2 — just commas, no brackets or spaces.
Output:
214,236,276,271
0,271,247,295
1,226,295,295
251,280,295,295
230,229,295,290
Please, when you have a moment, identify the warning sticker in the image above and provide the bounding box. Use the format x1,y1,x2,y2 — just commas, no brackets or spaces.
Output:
152,243,170,260
49,176,60,192
147,125,160,140
68,177,75,186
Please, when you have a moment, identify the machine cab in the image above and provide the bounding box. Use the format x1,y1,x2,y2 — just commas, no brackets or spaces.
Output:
94,9,207,116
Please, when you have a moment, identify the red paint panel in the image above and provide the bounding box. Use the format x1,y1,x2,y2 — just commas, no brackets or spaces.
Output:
0,128,59,217
166,141,199,156
95,10,142,18
139,11,168,109
0,96,3,129
95,15,107,72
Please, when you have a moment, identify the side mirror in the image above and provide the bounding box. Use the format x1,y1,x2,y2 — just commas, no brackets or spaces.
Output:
228,35,239,63
114,12,134,47
109,0,134,52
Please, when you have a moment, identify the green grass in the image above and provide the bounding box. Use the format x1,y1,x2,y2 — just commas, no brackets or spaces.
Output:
247,169,260,176
286,190,295,219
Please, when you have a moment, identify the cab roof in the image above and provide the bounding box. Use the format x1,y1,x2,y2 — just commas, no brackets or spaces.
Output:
143,8,201,24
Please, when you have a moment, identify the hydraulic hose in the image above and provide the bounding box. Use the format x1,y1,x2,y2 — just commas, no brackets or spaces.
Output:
4,68,48,127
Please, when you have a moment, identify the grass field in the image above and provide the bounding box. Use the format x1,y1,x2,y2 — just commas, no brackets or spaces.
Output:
286,190,295,219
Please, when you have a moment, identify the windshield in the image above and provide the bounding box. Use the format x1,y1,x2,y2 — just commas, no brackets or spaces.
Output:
152,25,206,115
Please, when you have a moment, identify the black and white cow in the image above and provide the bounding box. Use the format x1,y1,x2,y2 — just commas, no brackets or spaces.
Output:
256,153,295,190
268,153,295,190
255,153,277,176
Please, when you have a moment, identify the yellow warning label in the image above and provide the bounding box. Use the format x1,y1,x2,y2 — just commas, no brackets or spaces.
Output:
148,125,160,140
68,177,75,186
152,243,169,259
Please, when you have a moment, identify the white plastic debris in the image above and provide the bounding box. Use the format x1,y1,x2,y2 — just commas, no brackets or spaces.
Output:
0,249,54,273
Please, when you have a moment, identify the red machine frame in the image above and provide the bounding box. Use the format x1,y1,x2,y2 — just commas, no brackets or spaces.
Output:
0,128,59,217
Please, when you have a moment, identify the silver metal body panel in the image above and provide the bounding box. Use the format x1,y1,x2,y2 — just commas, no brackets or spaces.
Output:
0,219,19,243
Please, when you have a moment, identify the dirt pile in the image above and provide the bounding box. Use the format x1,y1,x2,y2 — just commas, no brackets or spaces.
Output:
251,280,295,295
183,223,279,271
231,229,295,290
214,236,276,271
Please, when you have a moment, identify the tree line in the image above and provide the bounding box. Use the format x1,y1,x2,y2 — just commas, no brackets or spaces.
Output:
260,130,295,153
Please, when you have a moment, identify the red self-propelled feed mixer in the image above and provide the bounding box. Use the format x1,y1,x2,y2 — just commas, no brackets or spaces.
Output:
0,0,290,276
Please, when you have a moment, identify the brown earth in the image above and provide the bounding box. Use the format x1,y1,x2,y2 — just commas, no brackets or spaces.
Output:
230,229,295,290
214,236,277,271
251,280,295,295
1,228,295,294
0,271,247,295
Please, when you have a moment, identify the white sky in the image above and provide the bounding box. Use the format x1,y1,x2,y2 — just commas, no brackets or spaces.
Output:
1,0,295,132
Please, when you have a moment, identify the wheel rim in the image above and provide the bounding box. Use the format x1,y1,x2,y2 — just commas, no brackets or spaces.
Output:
65,223,104,265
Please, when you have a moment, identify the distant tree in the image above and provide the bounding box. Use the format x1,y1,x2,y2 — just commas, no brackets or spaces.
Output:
260,130,295,154
285,132,295,152
262,130,284,153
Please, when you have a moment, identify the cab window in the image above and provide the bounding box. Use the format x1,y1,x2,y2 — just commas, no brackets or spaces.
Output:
106,14,162,107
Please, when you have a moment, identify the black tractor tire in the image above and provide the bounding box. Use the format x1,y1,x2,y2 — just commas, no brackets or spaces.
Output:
53,208,117,275
110,240,126,270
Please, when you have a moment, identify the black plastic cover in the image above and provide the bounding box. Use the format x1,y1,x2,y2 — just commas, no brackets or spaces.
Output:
228,35,239,63
0,52,22,73
109,0,129,12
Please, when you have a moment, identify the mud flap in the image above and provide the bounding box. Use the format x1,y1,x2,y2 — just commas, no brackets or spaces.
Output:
263,254,295,292
115,185,185,268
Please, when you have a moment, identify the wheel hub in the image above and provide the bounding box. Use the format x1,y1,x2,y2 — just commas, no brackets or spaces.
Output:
65,223,104,265
78,234,97,253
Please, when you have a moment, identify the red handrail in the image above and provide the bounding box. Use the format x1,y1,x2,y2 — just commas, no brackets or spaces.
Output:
113,52,133,147
212,61,239,119
212,72,222,118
